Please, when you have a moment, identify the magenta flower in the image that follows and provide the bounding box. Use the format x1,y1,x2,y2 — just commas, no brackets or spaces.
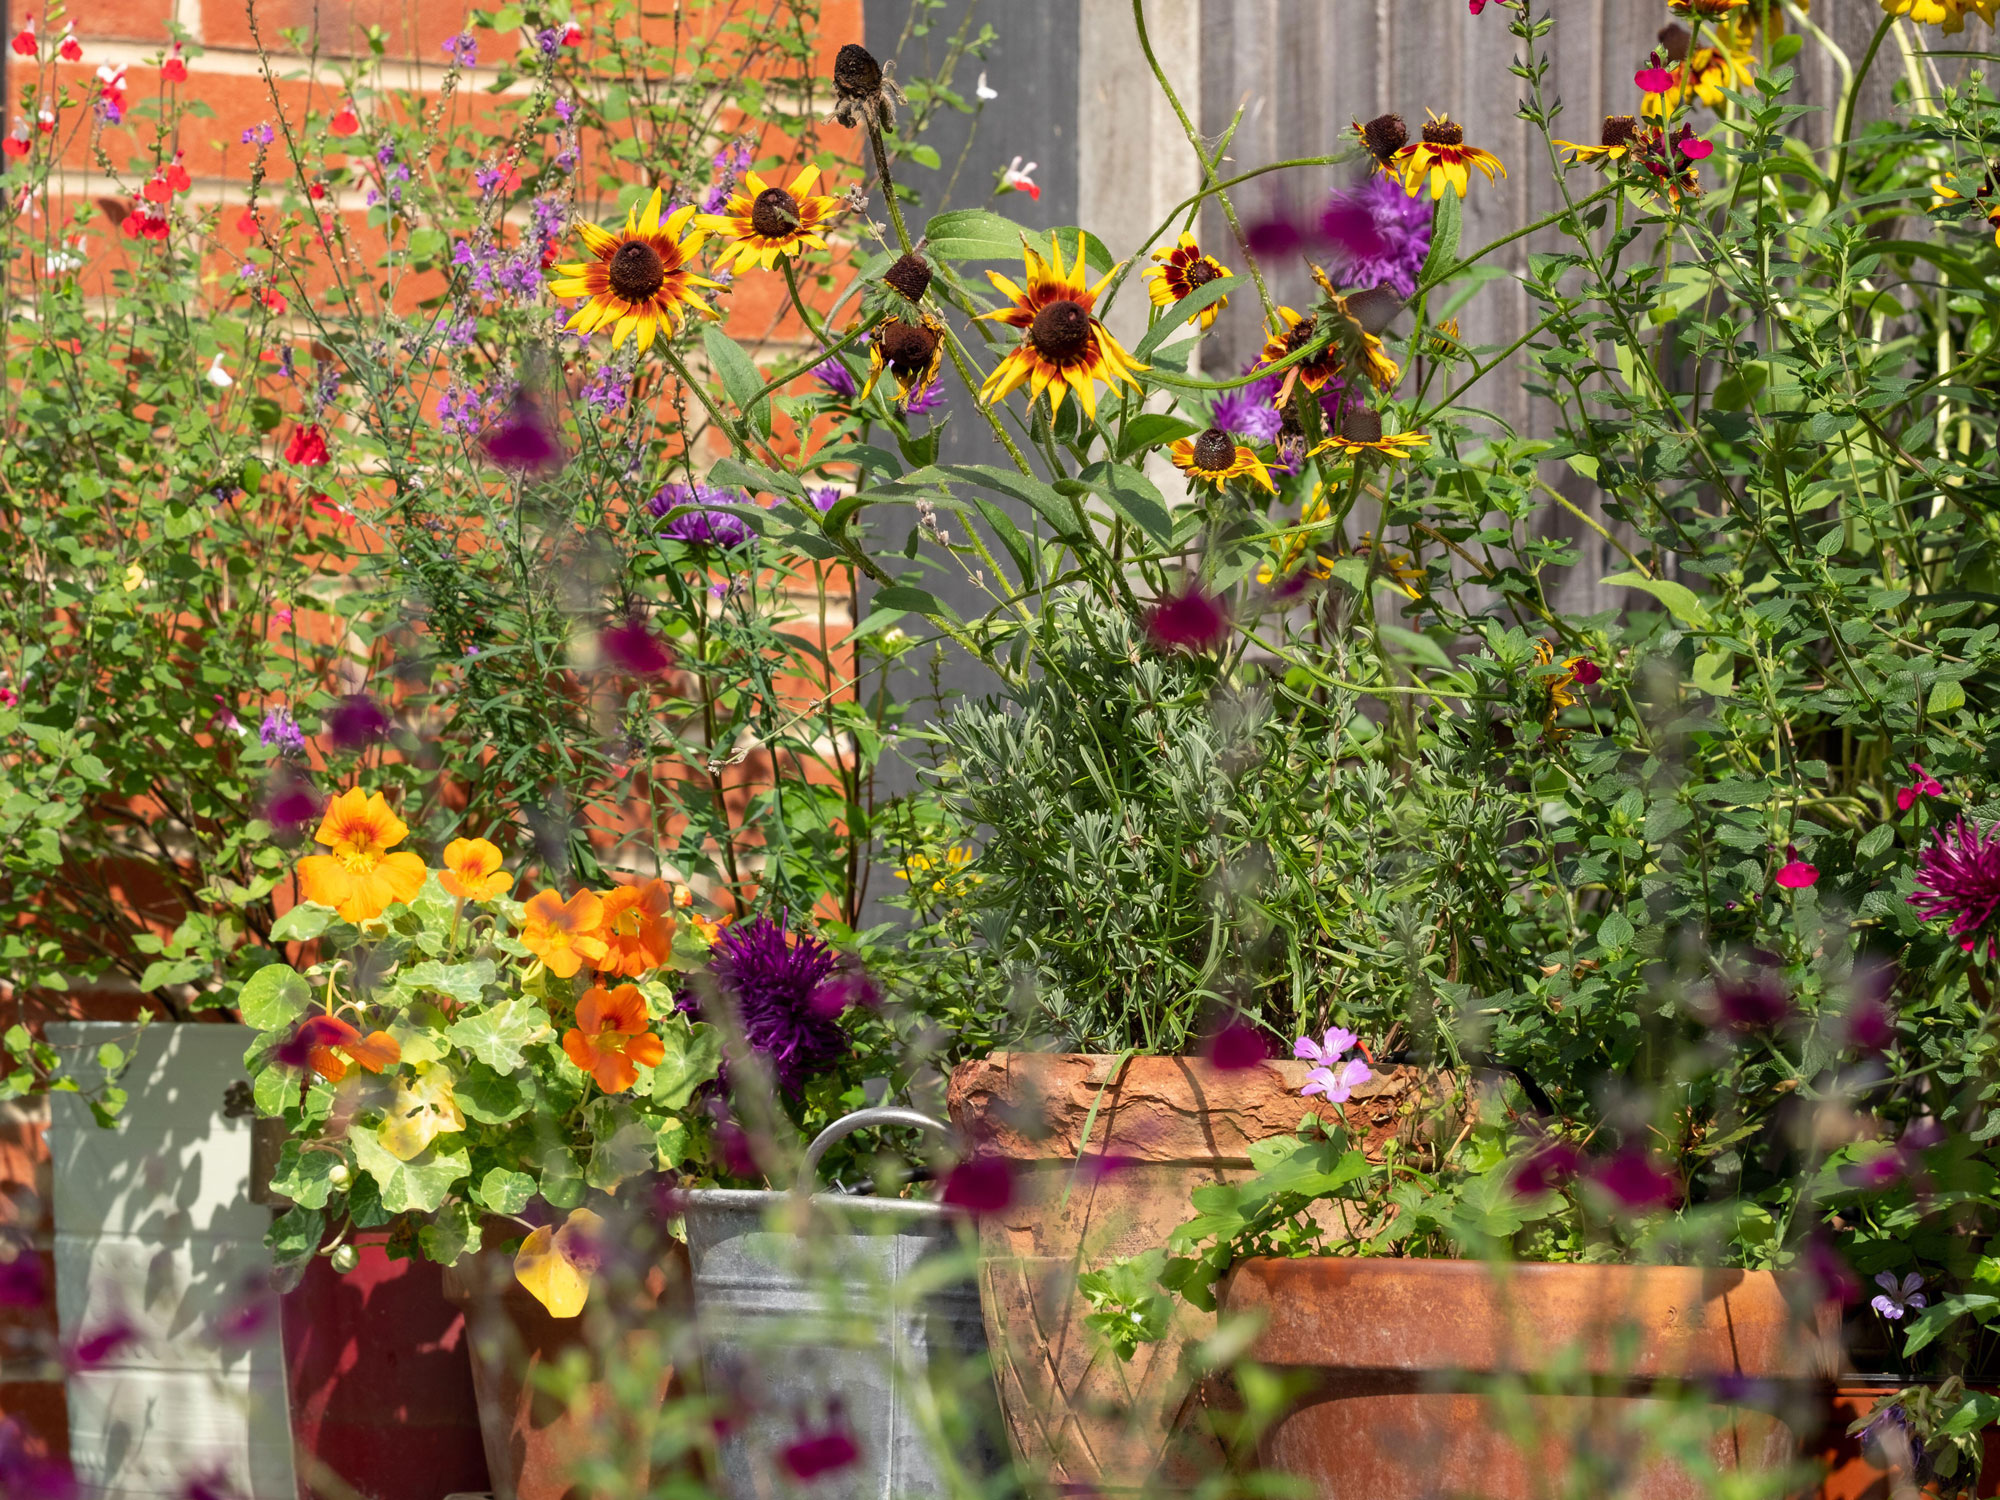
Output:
811,358,857,399
1318,174,1433,299
324,693,388,750
1714,975,1790,1031
705,916,845,1091
479,394,565,475
1512,1140,1584,1196
1910,818,2000,959
1145,586,1230,654
1206,1021,1269,1071
1870,1271,1927,1322
941,1156,1014,1215
778,1412,861,1481
600,615,674,676
1595,1149,1679,1211
1774,852,1818,889
1636,66,1676,94
1802,1237,1863,1306
1295,1030,1372,1103
1897,762,1943,812
1569,658,1603,686
1294,1027,1359,1066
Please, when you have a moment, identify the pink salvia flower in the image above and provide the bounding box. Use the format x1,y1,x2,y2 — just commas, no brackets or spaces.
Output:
1910,818,2000,960
1774,847,1818,889
1897,762,1943,812
1636,66,1676,95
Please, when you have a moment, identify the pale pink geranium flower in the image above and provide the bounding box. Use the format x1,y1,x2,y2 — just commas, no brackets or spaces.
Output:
1295,1027,1372,1103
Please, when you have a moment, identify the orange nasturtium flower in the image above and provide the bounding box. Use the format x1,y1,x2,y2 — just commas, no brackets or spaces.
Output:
520,889,607,979
595,879,676,977
515,1206,604,1317
563,984,667,1093
295,788,428,924
439,837,513,901
306,1016,402,1082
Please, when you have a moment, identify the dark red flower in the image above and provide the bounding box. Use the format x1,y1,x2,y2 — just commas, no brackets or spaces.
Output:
1595,1149,1679,1211
66,1317,137,1372
1568,658,1602,686
1802,1237,1862,1306
1714,975,1790,1031
1205,1020,1269,1071
264,768,323,836
599,615,674,676
323,694,388,750
284,424,330,467
941,1156,1014,1216
0,1254,46,1308
809,967,879,1019
479,395,565,475
1145,586,1230,654
1512,1140,1584,1196
778,1414,860,1481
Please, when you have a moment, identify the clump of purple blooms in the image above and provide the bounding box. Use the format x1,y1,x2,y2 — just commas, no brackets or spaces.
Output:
1909,818,2000,959
259,707,306,755
241,123,275,147
437,382,498,436
703,916,850,1091
581,361,629,416
1209,371,1282,444
651,482,756,548
904,379,946,416
442,31,477,68
1318,174,1433,299
1294,1027,1371,1103
811,358,857,400
808,487,841,513
703,140,754,215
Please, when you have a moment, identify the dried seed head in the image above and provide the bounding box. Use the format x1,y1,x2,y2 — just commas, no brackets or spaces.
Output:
829,41,905,129
1340,408,1384,444
1029,299,1092,364
1282,315,1318,355
607,239,667,302
833,43,883,101
883,252,932,303
1602,114,1640,149
1361,113,1408,165
1192,428,1236,472
1421,117,1465,148
751,187,801,240
879,319,939,376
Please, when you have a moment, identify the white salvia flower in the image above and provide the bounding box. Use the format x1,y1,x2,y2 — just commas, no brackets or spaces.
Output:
1001,156,1039,200
206,352,234,388
975,71,997,101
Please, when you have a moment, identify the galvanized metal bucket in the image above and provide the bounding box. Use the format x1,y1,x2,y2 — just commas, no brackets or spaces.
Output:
680,1107,1008,1499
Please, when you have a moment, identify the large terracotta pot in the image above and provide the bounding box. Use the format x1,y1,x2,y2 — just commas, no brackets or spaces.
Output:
1227,1258,1842,1500
441,1238,691,1500
946,1052,1440,1492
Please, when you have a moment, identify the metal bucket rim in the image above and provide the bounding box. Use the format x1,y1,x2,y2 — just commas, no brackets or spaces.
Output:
678,1186,963,1225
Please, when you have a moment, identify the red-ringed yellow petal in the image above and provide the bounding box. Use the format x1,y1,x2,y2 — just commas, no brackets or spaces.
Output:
636,312,659,353
576,220,618,256
665,202,699,238
611,313,638,348
641,186,664,233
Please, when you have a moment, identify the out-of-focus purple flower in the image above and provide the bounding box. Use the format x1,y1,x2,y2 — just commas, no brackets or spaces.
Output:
599,615,674,676
259,707,306,755
535,26,563,59
324,694,389,751
554,97,575,124
1206,1021,1269,1071
182,1469,239,1500
481,395,565,475
441,31,477,67
1512,1140,1585,1196
1801,1237,1862,1306
1846,990,1896,1054
1145,585,1230,654
1079,1152,1137,1182
213,1272,278,1348
1714,975,1790,1032
1595,1149,1679,1211
941,1156,1014,1216
809,965,879,1019
1838,1151,1906,1192
707,916,845,1091
66,1317,137,1372
1210,373,1283,443
0,1417,77,1500
264,769,322,837
241,123,274,146
1245,213,1307,259
1911,818,2000,959
0,1253,45,1308
1870,1271,1927,1321
778,1412,861,1481
904,378,946,416
1859,1401,1931,1486
807,486,842,513
1319,174,1433,299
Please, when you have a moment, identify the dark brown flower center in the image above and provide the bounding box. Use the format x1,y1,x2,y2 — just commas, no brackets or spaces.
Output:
1421,119,1465,148
1282,315,1318,355
1602,114,1640,149
833,43,882,101
1658,24,1691,61
1192,428,1235,472
879,318,938,376
607,239,667,303
1361,113,1408,165
751,188,801,240
1029,299,1092,364
884,251,932,303
1341,408,1384,445
1187,257,1223,289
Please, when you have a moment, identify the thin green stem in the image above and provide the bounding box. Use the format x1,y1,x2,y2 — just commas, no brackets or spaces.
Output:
1826,12,1896,216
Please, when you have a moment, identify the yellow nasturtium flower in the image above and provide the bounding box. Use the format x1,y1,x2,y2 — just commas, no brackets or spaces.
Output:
439,837,512,902
514,1207,605,1318
295,788,428,924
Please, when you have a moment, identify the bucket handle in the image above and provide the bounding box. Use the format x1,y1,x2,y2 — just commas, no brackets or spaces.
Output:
797,1106,954,1196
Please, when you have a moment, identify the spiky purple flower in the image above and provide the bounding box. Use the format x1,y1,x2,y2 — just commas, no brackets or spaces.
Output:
1319,175,1433,299
1210,372,1283,444
651,483,757,548
708,916,846,1090
811,358,857,399
904,378,946,415
1910,818,2000,959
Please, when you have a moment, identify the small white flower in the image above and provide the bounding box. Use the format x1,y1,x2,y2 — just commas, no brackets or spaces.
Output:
206,352,234,389
975,71,997,101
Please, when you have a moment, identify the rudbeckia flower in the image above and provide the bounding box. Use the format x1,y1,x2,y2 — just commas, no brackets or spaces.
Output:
700,165,843,274
294,788,428,924
860,314,946,409
439,837,512,902
1394,111,1507,200
302,1015,401,1082
548,188,722,352
1143,233,1231,330
1879,0,1996,33
595,879,676,978
514,1207,604,1317
378,1063,465,1161
1352,113,1409,178
1260,275,1399,407
1556,114,1643,167
1310,408,1428,464
562,983,666,1093
1170,427,1276,494
520,889,608,978
976,233,1146,418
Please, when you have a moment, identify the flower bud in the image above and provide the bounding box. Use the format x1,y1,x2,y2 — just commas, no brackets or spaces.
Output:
329,1243,358,1273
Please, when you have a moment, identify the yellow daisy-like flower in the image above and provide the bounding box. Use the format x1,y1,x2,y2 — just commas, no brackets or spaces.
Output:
1307,266,1402,394
1880,0,1996,31
699,164,843,274
1357,532,1428,601
1934,169,2000,247
1170,428,1276,494
1259,307,1340,407
1310,409,1428,464
977,233,1146,418
1143,234,1232,330
895,846,980,900
1395,111,1506,200
1643,31,1755,116
1556,115,1643,168
548,189,722,353
860,313,946,408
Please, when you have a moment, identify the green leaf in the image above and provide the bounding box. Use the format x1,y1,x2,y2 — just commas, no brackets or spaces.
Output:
474,1167,537,1217
253,1067,296,1118
870,585,954,620
537,1145,585,1209
420,1200,478,1266
1691,649,1735,697
1903,1293,2000,1358
349,1129,471,1215
703,327,772,438
269,1140,342,1210
1073,462,1174,548
923,208,1032,263
446,998,552,1073
1134,277,1240,359
404,959,496,1009
267,1205,325,1271
650,1018,723,1110
239,964,310,1032
1602,571,1712,629
269,903,337,943
586,1099,657,1190
1377,624,1452,672
455,1062,533,1124
1419,189,1462,286
1117,413,1201,459
1858,822,1896,859
1928,678,1967,715
931,464,1086,540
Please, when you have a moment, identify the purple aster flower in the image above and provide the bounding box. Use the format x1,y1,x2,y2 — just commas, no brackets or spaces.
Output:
582,361,628,415
1210,372,1283,443
807,486,841,513
374,139,398,166
1910,818,2000,959
259,707,306,755
442,31,477,67
706,916,846,1091
904,379,946,416
651,483,757,548
811,358,857,399
1319,174,1433,299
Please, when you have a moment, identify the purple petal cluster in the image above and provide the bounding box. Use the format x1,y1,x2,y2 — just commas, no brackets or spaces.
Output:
707,916,847,1091
904,379,947,416
1910,818,2000,959
1210,372,1282,444
581,361,629,416
259,707,306,755
650,483,756,548
811,358,858,399
1319,174,1433,299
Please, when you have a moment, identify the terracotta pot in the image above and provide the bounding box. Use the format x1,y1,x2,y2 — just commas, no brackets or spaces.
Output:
946,1052,1440,1491
441,1239,691,1500
1227,1257,1842,1500
1810,1379,2000,1499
